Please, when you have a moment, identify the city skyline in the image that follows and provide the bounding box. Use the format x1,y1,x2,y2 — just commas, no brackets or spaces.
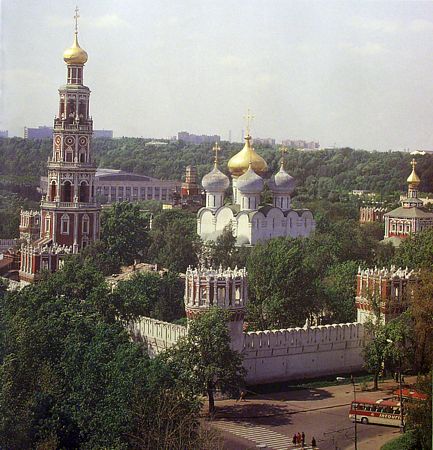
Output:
3,0,433,150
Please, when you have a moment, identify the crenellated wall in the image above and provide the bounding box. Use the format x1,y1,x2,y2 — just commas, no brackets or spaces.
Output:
132,315,366,383
129,317,187,357
242,322,365,384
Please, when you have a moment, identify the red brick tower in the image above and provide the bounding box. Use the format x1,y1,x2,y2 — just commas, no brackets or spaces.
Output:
19,9,100,283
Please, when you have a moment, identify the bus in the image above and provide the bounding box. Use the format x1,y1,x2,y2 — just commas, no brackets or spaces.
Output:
349,398,402,427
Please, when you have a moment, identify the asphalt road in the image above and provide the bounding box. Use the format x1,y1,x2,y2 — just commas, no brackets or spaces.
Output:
211,378,407,450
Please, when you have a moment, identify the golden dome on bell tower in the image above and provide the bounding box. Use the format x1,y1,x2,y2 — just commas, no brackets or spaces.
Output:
407,158,421,186
63,7,88,65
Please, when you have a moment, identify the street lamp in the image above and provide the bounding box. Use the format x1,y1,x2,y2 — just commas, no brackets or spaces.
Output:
351,374,358,450
387,338,405,433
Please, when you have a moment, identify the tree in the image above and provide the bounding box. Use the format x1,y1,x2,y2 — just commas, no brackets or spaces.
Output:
0,257,206,449
321,260,358,323
101,202,150,267
206,224,250,269
149,209,201,273
112,271,185,322
394,228,433,269
405,372,432,450
164,308,245,416
247,238,312,329
409,270,433,371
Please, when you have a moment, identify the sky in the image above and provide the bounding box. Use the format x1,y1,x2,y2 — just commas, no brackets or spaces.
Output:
2,0,433,151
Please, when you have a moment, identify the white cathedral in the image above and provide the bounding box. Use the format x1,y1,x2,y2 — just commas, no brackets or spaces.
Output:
197,133,316,245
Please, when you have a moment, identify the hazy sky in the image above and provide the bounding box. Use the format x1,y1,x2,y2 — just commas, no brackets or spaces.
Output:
2,0,433,150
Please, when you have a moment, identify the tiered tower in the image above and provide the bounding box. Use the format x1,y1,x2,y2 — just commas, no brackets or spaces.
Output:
355,266,418,324
184,266,248,352
42,10,99,253
19,9,100,283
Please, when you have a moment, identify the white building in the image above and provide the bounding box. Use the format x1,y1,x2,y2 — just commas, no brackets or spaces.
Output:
197,134,315,245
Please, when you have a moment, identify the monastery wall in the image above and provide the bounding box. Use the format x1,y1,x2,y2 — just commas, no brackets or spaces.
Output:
129,317,187,357
132,314,366,384
243,322,365,384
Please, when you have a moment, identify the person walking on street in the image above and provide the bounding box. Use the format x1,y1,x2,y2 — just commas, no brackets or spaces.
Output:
301,431,305,447
297,432,302,446
311,436,317,448
292,434,297,445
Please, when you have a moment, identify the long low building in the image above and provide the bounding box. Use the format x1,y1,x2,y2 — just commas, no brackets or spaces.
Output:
41,168,181,204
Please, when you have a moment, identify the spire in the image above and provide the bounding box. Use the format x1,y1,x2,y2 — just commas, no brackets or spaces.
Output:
212,142,221,168
243,109,255,138
279,145,288,169
74,5,80,34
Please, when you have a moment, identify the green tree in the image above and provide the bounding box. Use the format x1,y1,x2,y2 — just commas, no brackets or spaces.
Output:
0,257,205,449
405,372,432,450
393,228,433,269
321,260,358,323
112,271,184,322
101,202,150,267
165,308,245,416
247,238,308,329
149,209,201,272
206,224,250,269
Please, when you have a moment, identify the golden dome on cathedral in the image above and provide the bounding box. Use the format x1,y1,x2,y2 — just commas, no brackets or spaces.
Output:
227,135,268,177
63,33,88,65
407,158,421,186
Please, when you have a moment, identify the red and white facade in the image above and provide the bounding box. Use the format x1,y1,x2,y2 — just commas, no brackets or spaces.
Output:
19,27,100,283
355,266,418,324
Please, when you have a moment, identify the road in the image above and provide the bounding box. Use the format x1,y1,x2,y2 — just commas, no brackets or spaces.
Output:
210,377,410,449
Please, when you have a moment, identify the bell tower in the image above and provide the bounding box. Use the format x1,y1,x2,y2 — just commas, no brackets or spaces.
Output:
42,7,100,253
19,8,100,283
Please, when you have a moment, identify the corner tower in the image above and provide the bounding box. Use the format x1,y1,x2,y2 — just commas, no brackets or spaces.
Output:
184,266,248,352
42,8,100,253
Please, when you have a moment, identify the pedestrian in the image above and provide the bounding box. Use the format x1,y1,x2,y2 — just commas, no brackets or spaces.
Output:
292,434,297,445
301,431,305,447
237,388,246,402
311,436,317,448
297,432,302,446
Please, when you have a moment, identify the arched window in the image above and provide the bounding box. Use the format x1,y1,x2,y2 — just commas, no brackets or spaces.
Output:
79,152,85,163
79,181,89,203
82,214,89,234
62,181,72,202
60,214,70,235
50,181,57,201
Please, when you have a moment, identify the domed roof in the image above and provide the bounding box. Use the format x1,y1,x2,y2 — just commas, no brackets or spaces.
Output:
237,164,264,194
202,166,230,192
227,135,268,177
63,33,88,65
407,158,421,186
269,163,295,194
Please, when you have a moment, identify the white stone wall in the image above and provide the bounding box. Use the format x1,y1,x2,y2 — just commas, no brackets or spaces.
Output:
133,315,366,384
243,323,365,384
129,317,187,357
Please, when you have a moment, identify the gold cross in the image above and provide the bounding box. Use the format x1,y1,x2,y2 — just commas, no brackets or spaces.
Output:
74,6,80,33
411,158,417,170
212,142,221,166
243,109,255,136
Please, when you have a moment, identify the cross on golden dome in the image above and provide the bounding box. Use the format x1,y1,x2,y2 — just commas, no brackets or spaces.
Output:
279,145,288,168
407,158,421,185
244,109,255,137
212,142,221,166
74,6,80,34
